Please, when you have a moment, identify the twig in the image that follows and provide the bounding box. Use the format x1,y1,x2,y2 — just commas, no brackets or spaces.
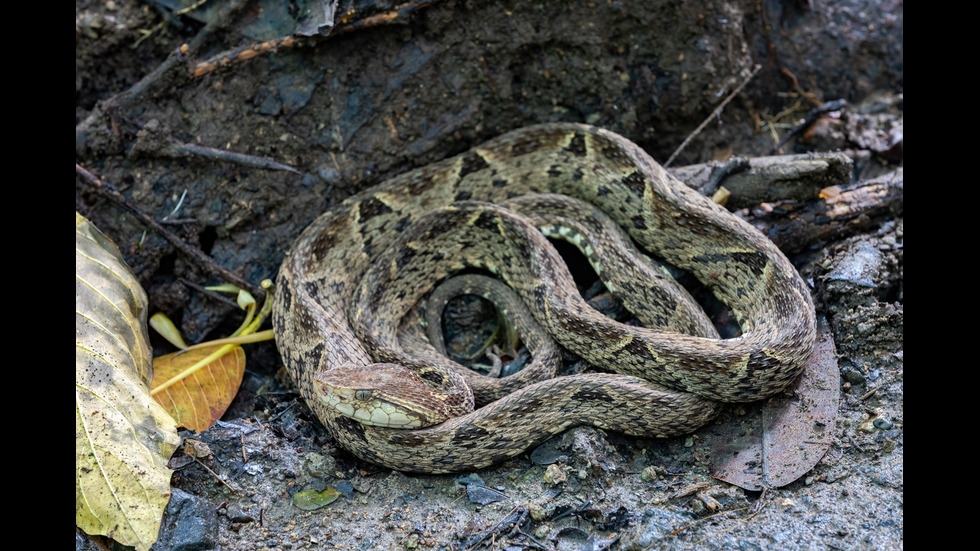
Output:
846,435,865,453
463,506,529,550
768,98,847,154
164,142,300,174
859,387,878,401
664,64,761,167
75,164,263,298
191,1,436,78
105,0,250,112
193,457,239,492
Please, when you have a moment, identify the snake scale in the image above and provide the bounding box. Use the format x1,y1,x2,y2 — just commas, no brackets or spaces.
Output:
272,123,816,473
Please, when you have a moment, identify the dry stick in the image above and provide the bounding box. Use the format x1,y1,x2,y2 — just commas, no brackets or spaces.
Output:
190,0,436,78
768,98,847,154
75,164,263,299
164,142,300,174
664,64,762,168
193,457,239,492
107,0,251,111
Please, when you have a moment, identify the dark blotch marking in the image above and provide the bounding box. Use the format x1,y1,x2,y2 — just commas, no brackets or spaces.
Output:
393,215,413,233
692,253,731,266
302,281,324,302
747,350,782,372
335,416,368,443
511,397,542,415
386,431,428,447
596,184,611,197
510,136,542,157
572,387,616,403
452,422,491,446
622,170,647,198
492,179,508,187
623,337,655,362
458,151,490,178
360,234,377,257
395,245,418,270
572,167,584,181
423,210,464,237
277,277,293,310
647,286,677,312
547,165,562,178
631,215,647,230
357,196,394,223
473,211,503,234
729,251,769,277
593,133,631,165
418,369,449,387
307,341,325,372
308,232,337,259
454,190,473,201
563,132,587,157
406,174,436,196
308,217,347,258
693,251,767,277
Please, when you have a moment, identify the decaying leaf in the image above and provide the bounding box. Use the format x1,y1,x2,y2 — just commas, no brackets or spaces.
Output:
707,317,839,489
292,488,341,511
151,344,246,432
76,213,180,551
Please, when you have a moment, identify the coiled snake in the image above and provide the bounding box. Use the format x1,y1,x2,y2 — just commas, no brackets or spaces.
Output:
272,123,816,473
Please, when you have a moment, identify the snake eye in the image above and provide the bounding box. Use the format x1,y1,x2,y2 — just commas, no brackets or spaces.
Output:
354,389,373,401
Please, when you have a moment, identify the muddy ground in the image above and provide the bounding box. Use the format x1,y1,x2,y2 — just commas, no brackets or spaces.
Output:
76,1,903,549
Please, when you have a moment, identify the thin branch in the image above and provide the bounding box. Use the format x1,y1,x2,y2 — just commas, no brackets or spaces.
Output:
190,1,436,78
162,142,301,174
107,0,251,112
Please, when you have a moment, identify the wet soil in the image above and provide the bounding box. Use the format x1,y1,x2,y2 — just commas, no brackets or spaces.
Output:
76,1,902,549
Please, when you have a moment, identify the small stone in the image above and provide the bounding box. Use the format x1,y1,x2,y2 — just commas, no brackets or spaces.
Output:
528,496,555,521
543,463,567,484
857,418,877,432
640,465,664,483
873,417,894,430
305,452,336,478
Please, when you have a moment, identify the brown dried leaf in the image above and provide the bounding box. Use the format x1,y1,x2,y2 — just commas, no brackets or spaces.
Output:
707,317,839,489
151,344,246,433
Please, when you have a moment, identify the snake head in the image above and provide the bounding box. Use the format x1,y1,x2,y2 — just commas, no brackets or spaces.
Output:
313,363,474,428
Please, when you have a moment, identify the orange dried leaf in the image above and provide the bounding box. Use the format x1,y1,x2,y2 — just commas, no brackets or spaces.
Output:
151,345,245,432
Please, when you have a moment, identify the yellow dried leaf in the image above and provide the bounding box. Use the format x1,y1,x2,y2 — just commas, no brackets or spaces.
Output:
151,345,246,432
76,213,180,551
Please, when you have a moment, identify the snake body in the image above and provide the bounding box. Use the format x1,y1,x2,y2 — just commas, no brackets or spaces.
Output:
272,123,816,473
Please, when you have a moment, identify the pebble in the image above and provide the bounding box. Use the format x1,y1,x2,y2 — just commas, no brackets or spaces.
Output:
154,488,218,550
543,463,567,484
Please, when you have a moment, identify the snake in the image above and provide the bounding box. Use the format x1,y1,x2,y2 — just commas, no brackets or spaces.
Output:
272,123,816,473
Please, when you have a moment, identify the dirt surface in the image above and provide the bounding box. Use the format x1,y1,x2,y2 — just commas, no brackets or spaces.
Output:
76,1,903,549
